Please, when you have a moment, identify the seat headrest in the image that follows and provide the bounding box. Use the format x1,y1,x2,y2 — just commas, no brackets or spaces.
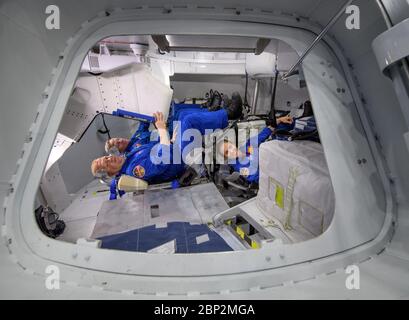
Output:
117,175,148,192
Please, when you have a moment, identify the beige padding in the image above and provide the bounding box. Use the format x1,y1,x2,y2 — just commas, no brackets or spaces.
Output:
117,175,148,192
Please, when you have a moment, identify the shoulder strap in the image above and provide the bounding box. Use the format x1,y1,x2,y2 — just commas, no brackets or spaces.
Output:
109,178,125,200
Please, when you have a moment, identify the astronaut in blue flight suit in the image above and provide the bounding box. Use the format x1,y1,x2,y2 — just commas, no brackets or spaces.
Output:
218,115,293,183
98,117,185,185
90,92,243,188
218,100,315,183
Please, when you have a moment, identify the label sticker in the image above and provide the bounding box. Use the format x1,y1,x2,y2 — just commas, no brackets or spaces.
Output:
196,234,210,245
269,177,284,209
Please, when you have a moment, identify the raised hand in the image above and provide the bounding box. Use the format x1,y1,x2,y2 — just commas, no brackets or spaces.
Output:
153,111,167,130
277,115,293,124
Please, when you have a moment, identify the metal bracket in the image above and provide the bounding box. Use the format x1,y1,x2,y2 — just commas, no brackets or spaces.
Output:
372,17,409,78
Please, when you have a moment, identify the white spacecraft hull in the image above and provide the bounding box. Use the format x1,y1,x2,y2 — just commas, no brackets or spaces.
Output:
1,0,408,299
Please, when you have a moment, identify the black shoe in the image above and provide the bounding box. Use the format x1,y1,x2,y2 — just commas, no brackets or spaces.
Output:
226,92,243,120
208,90,223,111
178,166,198,187
203,89,213,108
221,93,230,108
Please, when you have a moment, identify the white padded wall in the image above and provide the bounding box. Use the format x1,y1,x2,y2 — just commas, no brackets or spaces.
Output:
58,63,173,141
59,75,104,140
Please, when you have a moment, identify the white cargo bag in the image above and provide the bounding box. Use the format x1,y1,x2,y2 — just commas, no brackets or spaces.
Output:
257,140,335,242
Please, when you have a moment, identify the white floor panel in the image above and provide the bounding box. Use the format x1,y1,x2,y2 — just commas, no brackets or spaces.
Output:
92,183,230,238
143,187,204,227
60,179,110,222
58,182,230,241
91,194,146,238
57,216,97,243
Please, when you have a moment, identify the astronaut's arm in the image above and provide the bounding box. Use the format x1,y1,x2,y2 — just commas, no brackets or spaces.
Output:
154,111,171,146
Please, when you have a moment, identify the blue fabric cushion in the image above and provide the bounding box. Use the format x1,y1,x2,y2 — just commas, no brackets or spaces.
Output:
98,222,233,253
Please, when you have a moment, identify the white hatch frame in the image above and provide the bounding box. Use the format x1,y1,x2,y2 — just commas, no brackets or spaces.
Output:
3,8,395,295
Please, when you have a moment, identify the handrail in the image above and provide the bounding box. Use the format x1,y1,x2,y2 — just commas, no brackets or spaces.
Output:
282,0,355,80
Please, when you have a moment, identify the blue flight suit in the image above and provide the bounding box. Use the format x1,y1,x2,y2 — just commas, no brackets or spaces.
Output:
231,127,273,183
176,109,228,136
109,121,185,200
230,121,295,183
174,109,228,155
119,113,299,188
119,121,185,184
119,109,228,184
167,103,203,133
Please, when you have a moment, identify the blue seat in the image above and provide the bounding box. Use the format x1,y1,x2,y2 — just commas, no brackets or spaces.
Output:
98,222,233,253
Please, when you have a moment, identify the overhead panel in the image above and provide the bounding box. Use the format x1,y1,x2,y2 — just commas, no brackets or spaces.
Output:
164,35,269,53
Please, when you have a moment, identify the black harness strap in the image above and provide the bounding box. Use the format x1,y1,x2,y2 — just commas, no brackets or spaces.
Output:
269,69,280,128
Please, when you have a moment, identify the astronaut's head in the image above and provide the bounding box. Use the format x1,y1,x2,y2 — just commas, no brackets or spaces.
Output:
218,140,241,161
91,155,125,180
105,138,129,155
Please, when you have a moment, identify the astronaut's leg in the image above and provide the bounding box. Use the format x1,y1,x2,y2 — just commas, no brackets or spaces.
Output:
179,109,229,135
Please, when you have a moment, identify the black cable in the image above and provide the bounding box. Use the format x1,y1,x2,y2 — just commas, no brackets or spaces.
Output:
244,72,249,106
243,72,252,115
88,71,103,76
97,113,111,139
269,69,280,127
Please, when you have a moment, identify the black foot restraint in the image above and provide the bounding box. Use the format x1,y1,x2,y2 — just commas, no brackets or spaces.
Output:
178,166,199,187
35,205,66,238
